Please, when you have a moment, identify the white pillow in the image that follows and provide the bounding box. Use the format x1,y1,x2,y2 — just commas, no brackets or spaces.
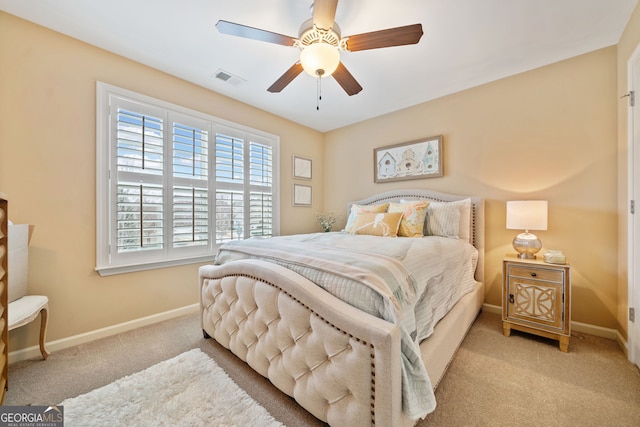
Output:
457,198,472,242
425,198,471,240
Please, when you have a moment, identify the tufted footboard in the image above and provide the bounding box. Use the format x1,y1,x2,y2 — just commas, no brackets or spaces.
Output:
200,259,403,427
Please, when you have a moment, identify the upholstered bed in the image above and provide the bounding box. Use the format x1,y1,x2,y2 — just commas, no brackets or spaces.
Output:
200,189,484,426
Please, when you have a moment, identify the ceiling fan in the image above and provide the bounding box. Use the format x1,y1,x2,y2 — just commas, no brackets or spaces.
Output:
215,0,423,97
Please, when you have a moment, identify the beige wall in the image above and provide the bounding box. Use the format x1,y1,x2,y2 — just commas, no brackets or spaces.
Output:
324,47,620,330
2,5,637,352
0,12,324,350
617,1,640,341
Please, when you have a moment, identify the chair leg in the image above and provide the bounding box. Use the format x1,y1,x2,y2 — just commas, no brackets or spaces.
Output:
38,307,49,360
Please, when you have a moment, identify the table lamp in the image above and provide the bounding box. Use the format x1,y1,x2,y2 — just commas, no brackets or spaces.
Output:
506,200,548,259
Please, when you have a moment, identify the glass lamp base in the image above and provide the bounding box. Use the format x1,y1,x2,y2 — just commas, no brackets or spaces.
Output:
513,232,542,259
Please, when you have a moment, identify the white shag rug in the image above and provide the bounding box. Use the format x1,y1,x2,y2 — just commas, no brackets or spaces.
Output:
60,348,284,427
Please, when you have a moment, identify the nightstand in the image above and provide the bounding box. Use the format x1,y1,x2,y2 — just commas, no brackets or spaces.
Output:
502,254,571,352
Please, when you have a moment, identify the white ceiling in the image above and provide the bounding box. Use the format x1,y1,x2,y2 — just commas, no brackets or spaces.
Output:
1,0,637,132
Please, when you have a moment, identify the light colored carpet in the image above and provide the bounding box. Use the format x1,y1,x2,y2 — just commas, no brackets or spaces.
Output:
423,312,640,426
6,311,640,426
59,348,284,427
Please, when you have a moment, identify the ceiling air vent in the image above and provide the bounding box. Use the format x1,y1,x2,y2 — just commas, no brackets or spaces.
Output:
213,69,246,87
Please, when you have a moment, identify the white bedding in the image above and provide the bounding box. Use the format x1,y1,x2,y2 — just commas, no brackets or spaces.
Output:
215,232,478,419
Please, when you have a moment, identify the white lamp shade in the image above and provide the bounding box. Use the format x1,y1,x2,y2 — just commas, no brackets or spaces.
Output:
506,200,548,231
300,43,340,77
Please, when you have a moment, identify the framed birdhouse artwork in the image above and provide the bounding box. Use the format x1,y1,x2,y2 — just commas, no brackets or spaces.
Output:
373,135,443,183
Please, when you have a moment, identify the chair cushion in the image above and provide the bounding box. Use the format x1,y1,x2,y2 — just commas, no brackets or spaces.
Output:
8,295,49,330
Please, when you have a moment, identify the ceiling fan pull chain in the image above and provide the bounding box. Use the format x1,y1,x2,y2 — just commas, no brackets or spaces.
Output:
316,75,322,111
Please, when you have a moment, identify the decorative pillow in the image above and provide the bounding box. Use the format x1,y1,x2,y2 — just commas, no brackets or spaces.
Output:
456,198,472,242
424,198,472,239
425,200,467,239
388,201,429,237
344,203,389,232
348,212,403,237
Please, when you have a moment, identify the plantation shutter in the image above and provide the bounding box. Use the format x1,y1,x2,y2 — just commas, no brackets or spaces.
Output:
97,83,279,275
214,133,275,243
249,141,273,237
115,106,165,254
215,132,245,243
172,121,209,248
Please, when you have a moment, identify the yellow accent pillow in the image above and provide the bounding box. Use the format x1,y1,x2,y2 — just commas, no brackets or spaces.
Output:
348,212,403,237
344,203,389,232
388,201,429,237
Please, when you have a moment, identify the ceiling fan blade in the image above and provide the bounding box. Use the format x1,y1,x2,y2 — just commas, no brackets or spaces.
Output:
216,20,297,46
267,63,304,93
332,62,363,96
313,0,338,31
344,23,423,52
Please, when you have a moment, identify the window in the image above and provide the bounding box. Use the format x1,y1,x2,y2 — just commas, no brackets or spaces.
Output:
96,83,279,275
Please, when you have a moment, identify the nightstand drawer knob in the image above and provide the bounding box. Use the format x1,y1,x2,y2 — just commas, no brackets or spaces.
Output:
530,272,537,277
509,294,514,304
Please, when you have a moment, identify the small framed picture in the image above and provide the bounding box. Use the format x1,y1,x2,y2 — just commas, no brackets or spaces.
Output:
293,155,312,180
293,184,312,206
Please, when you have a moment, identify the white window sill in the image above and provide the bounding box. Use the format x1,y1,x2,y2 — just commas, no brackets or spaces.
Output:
96,255,215,276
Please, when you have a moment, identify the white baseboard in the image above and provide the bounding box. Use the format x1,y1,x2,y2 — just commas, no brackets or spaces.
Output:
10,302,628,363
482,303,627,352
9,303,200,364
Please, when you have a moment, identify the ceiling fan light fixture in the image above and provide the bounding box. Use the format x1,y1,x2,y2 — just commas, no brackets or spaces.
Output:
300,42,340,77
216,3,423,96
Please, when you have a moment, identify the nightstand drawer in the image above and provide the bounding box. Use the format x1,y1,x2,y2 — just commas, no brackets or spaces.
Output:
507,264,564,283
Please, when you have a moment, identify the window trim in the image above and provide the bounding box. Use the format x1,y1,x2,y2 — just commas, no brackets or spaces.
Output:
96,82,280,276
